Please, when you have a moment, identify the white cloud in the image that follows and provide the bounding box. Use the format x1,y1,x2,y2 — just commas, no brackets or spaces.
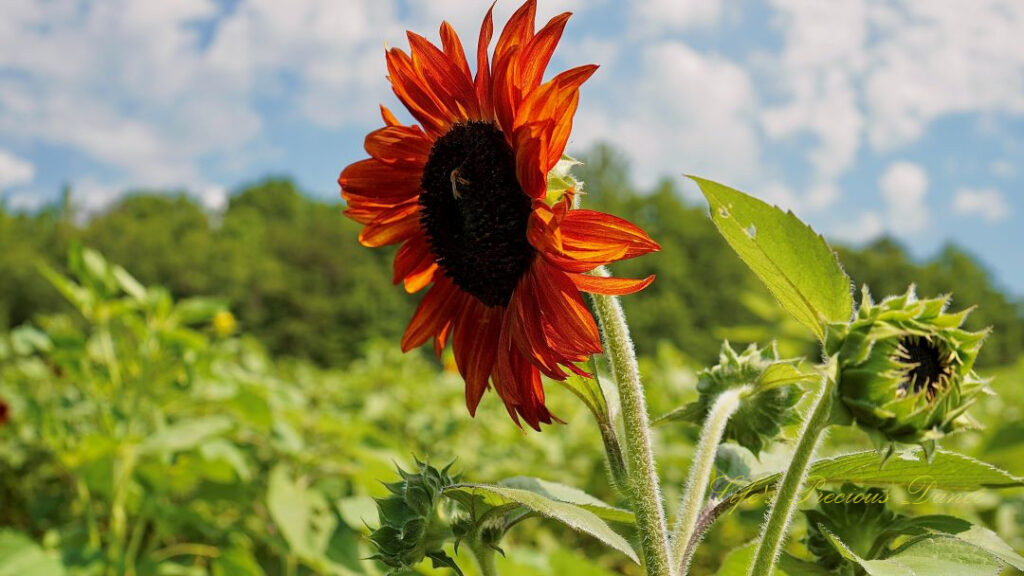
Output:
758,0,1024,217
0,0,261,190
0,149,35,188
990,160,1015,178
879,160,929,234
3,191,48,212
758,181,801,212
953,187,1011,222
574,41,762,190
759,0,867,185
631,0,724,33
866,1,1024,149
832,211,884,244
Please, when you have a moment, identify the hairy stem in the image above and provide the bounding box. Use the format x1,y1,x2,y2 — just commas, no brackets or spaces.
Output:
468,539,499,576
672,386,749,574
749,372,835,576
590,267,673,576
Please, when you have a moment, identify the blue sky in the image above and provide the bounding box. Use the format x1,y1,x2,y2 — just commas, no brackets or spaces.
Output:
0,0,1021,295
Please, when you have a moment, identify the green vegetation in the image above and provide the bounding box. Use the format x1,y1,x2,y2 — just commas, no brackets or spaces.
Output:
1,144,1021,575
2,145,1020,369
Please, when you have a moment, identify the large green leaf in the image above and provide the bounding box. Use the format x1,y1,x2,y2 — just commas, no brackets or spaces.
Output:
707,449,1023,529
267,465,337,564
0,531,66,576
887,516,1024,571
692,176,852,340
497,477,635,524
139,416,234,455
824,528,1003,576
736,448,1022,498
444,483,639,564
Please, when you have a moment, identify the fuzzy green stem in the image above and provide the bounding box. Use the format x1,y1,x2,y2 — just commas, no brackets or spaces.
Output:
749,372,835,576
672,386,749,574
590,267,673,576
468,539,499,576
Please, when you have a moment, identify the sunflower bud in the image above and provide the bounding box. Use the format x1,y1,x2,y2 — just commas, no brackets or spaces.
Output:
369,460,459,573
689,342,803,456
803,484,899,570
825,287,989,448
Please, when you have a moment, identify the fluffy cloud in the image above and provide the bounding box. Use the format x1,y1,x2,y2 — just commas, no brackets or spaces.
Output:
759,0,1024,218
866,1,1024,148
574,41,762,189
0,0,258,189
879,161,929,234
632,0,724,33
0,149,35,188
832,211,884,244
953,187,1010,222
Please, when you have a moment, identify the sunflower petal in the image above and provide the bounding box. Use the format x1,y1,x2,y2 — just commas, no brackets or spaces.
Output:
440,21,472,79
570,274,656,295
517,12,570,92
393,236,437,293
386,47,449,136
359,202,421,247
363,125,431,167
475,4,495,120
407,31,479,120
401,277,465,351
453,300,503,415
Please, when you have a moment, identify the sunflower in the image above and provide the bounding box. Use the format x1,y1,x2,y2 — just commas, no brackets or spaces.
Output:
339,0,659,429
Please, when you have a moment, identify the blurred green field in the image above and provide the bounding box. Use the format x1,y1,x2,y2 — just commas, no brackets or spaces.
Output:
1,145,1022,575
1,242,1021,575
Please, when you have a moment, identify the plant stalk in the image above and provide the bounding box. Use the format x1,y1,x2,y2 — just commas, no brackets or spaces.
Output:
672,386,749,574
590,267,673,576
749,371,835,576
468,539,499,576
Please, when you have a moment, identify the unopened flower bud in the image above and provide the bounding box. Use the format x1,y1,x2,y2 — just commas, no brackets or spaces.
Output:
689,341,803,456
826,287,989,447
369,460,459,572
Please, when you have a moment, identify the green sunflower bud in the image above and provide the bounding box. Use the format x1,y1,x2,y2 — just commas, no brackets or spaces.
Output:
803,484,899,571
369,460,460,573
688,341,803,456
826,286,989,449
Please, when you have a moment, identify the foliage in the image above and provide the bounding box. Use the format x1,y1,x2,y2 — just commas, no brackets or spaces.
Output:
1,146,1021,368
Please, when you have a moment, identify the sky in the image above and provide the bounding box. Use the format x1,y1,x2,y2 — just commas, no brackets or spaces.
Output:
0,0,1021,295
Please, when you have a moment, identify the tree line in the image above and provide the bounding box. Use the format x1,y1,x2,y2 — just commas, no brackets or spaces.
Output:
1,144,1020,367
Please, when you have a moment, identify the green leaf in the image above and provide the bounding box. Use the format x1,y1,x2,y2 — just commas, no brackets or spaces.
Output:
267,465,337,564
212,546,265,576
734,448,1022,499
0,531,66,576
497,477,635,524
888,516,1024,570
823,528,1004,576
691,176,852,341
757,363,818,391
174,298,228,326
444,483,639,564
139,416,234,455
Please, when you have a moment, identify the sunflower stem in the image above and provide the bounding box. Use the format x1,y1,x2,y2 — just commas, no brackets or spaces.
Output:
671,385,749,575
590,267,674,576
749,364,836,576
467,538,499,576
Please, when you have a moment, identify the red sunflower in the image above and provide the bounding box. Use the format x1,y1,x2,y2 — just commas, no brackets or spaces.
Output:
339,0,659,429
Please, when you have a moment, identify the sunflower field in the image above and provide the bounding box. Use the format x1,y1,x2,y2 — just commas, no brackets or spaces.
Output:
1,234,1022,575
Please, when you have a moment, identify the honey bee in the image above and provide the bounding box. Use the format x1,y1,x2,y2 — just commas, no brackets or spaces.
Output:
450,167,470,199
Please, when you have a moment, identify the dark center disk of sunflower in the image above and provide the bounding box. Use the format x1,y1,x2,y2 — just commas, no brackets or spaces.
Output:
898,336,951,399
419,121,534,307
